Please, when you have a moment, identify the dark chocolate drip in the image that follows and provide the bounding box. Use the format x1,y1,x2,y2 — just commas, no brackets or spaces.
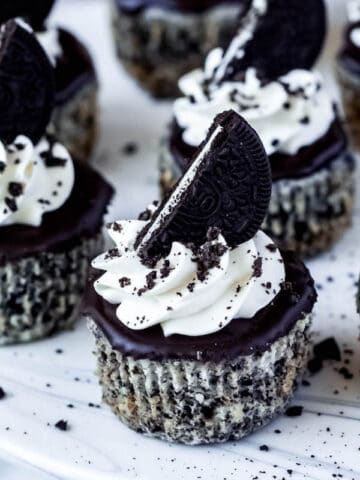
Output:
338,21,360,77
169,116,349,182
83,251,317,361
115,0,250,14
54,28,97,107
0,162,114,265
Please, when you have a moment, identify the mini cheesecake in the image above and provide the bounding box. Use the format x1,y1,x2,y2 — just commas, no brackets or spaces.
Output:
0,20,113,344
84,111,317,445
0,1,98,161
337,0,360,150
160,2,354,257
111,0,252,98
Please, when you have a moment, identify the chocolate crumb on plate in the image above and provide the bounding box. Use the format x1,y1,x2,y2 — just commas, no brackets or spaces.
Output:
285,406,304,417
259,445,269,452
55,420,68,431
313,337,341,362
0,387,6,399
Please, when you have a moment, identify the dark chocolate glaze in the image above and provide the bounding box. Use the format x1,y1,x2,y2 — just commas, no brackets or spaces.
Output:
169,116,349,182
54,28,97,107
115,0,250,14
84,251,317,361
338,22,360,77
0,162,114,265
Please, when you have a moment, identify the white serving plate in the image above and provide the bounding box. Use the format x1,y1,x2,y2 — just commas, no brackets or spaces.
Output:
1,0,360,479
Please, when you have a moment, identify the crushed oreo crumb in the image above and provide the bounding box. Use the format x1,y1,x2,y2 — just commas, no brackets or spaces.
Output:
5,197,17,212
107,222,122,233
8,182,23,197
0,387,6,400
119,277,131,288
122,142,138,155
285,406,303,417
55,420,68,431
193,230,228,282
313,338,341,362
252,257,263,278
266,243,277,252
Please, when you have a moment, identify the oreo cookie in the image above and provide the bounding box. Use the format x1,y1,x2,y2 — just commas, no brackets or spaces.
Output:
213,0,326,84
0,20,55,144
0,1,55,30
136,110,271,262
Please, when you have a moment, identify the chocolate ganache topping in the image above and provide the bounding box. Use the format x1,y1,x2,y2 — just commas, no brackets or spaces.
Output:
85,111,317,358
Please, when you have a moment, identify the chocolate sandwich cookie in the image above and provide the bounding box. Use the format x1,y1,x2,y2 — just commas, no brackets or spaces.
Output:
84,110,317,445
0,1,98,161
337,1,360,150
0,20,113,345
161,53,355,256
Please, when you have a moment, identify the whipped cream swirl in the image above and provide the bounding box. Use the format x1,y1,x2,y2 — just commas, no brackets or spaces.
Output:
0,135,74,227
92,220,285,337
174,66,335,157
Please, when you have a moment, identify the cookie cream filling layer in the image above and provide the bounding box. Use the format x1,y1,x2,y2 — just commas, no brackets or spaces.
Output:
0,135,74,227
174,67,335,157
92,220,285,337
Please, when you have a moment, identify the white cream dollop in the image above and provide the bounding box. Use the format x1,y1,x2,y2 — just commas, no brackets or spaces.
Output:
92,220,285,337
0,135,74,227
174,66,335,157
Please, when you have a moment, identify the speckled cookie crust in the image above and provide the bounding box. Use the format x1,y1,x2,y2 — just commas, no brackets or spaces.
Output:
111,2,242,98
51,81,98,162
160,147,356,257
88,314,312,445
0,234,103,345
337,63,360,151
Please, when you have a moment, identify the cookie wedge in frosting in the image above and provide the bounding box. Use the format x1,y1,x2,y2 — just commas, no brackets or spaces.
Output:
161,42,355,256
0,20,113,345
0,1,99,161
84,110,317,445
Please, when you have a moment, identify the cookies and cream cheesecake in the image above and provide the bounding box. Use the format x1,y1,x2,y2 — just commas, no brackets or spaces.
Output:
161,10,354,256
0,20,113,344
84,110,317,445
